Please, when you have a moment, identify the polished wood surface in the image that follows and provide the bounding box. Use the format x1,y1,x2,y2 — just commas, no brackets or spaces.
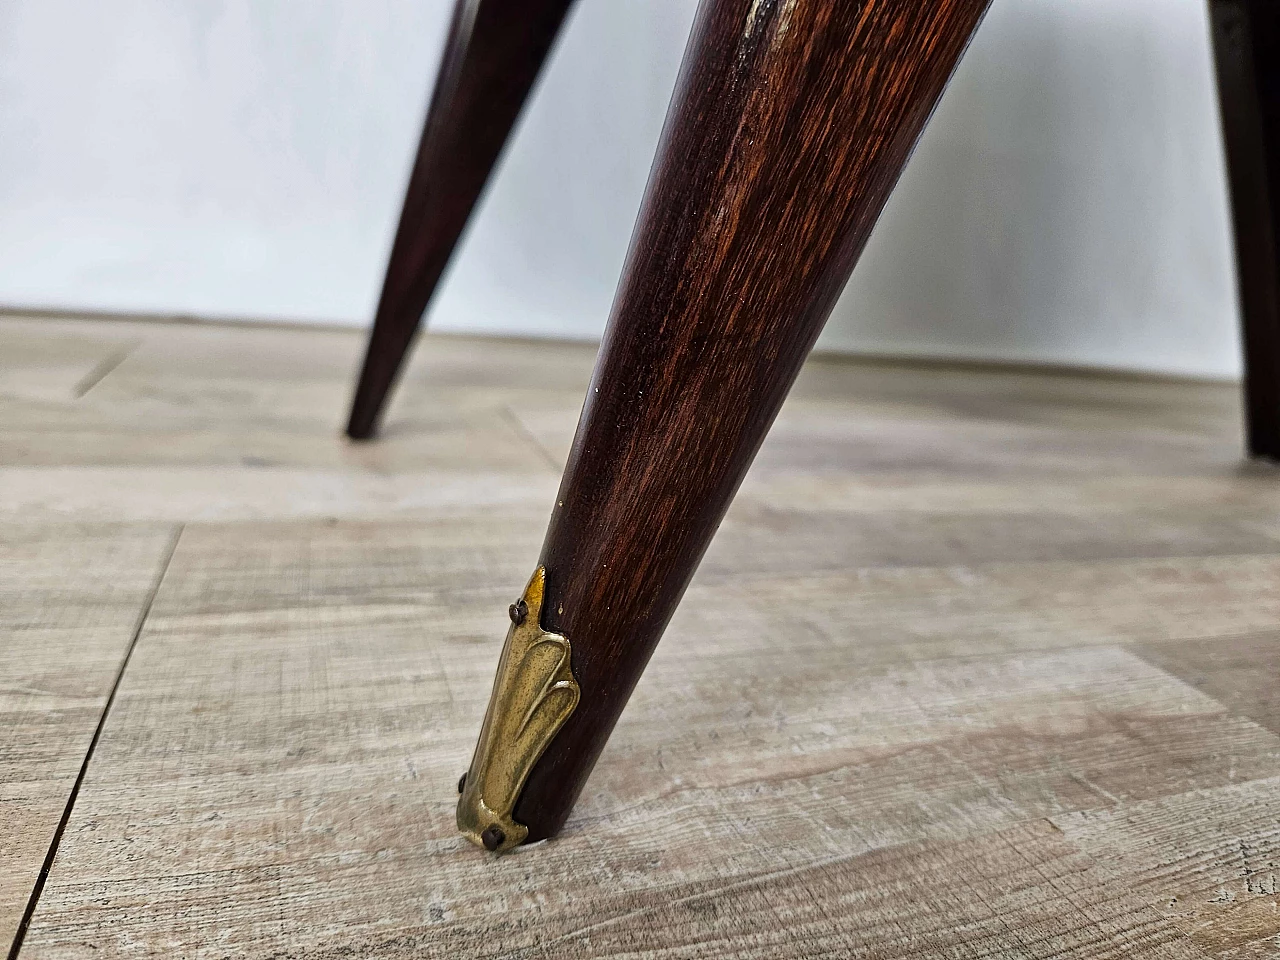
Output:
1209,0,1280,461
346,0,577,440
513,0,994,842
5,314,1280,958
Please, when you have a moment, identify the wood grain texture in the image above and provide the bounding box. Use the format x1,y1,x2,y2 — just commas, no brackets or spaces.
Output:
5,316,1280,957
347,0,577,439
521,0,995,840
1056,776,1280,958
1210,0,1280,461
0,524,173,951
0,315,588,477
530,819,1213,960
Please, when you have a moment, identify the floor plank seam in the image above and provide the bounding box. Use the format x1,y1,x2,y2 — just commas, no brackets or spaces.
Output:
70,341,139,399
5,524,183,960
498,405,563,473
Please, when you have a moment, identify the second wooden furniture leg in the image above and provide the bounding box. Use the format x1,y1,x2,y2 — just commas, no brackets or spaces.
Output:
458,0,991,851
347,0,577,440
1209,0,1280,460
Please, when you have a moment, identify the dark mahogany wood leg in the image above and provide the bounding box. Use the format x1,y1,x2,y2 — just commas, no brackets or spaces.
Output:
458,0,991,849
1209,0,1280,461
347,0,577,440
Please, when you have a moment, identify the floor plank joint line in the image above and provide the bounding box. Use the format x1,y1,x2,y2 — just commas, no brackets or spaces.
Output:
70,342,138,399
5,525,183,960
499,405,563,472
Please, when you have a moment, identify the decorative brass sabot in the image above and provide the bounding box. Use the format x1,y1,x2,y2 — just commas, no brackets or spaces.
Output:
457,566,579,852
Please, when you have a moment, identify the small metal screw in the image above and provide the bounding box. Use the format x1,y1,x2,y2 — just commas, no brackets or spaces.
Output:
457,773,466,794
509,599,528,625
481,826,506,851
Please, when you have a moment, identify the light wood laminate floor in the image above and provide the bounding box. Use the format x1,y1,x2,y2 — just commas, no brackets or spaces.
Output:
2,313,1278,959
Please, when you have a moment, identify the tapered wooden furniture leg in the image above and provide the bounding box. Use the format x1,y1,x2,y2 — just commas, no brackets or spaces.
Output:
346,0,577,440
457,0,991,852
1209,0,1280,460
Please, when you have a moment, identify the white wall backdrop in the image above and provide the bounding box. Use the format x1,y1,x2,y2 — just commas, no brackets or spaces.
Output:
0,0,1242,377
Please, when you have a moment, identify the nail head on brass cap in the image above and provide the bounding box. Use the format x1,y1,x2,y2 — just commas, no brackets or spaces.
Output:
480,827,505,852
509,599,528,625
